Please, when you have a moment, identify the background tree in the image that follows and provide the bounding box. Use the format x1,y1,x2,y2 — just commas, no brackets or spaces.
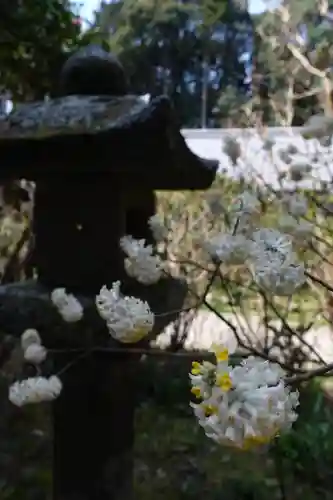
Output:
94,0,252,127
252,0,333,126
0,0,83,100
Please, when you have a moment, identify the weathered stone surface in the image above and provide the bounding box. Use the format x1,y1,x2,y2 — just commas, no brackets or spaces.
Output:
58,44,128,97
0,95,147,138
0,280,103,348
0,96,218,188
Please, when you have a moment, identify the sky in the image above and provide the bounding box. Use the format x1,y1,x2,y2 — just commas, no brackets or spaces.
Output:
80,0,273,24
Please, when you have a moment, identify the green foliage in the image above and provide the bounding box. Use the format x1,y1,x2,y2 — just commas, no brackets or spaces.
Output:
2,358,333,499
252,0,327,126
135,402,273,500
276,379,333,493
93,0,251,126
0,0,83,99
138,356,193,415
135,361,333,499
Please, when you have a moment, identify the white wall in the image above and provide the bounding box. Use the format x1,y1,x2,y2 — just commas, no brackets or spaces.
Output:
181,128,331,190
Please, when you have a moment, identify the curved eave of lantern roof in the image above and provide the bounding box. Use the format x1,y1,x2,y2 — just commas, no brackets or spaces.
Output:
0,94,218,190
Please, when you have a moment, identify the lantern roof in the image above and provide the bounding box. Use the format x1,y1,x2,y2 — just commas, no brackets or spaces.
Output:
0,46,218,190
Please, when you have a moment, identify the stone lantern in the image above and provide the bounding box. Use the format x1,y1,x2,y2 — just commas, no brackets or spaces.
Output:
0,45,218,500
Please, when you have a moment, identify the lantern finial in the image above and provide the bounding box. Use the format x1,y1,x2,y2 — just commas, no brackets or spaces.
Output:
59,44,128,96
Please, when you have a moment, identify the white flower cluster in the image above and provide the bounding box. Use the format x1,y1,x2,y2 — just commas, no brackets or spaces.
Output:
279,215,313,241
276,135,333,186
278,193,313,242
21,328,47,365
251,227,292,259
8,279,156,406
205,190,305,296
9,328,62,407
282,193,308,217
250,228,305,295
229,191,260,233
9,375,62,407
120,235,163,285
205,233,254,266
148,214,169,242
190,344,299,450
51,288,83,323
204,191,259,265
221,129,333,191
96,281,154,343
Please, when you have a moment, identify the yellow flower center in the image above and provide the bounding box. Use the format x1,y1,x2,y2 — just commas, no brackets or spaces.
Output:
191,386,202,399
242,428,279,450
216,373,232,392
242,434,270,450
202,404,218,417
121,326,149,344
211,344,229,362
191,361,202,375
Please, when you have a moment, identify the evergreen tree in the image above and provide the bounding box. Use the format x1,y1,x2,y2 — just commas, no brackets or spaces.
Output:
94,0,252,127
0,0,83,99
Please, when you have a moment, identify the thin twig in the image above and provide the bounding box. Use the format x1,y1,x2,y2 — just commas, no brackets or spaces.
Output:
55,348,94,377
50,345,249,360
306,270,333,294
287,360,333,385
